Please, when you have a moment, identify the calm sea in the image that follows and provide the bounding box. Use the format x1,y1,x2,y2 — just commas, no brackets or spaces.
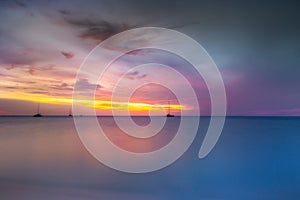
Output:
0,117,299,199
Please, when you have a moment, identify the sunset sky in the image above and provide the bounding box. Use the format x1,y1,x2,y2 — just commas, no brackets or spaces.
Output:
0,0,299,116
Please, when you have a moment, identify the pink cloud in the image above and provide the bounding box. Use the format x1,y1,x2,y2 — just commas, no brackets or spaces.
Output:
61,51,74,59
5,64,16,70
27,66,35,75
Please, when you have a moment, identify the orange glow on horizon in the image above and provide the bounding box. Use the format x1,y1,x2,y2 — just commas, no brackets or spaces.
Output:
0,92,190,114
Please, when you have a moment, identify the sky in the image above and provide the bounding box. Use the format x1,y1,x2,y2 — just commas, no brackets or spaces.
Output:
0,0,299,116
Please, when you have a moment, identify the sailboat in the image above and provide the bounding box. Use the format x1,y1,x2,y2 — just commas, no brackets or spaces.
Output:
68,108,73,117
166,101,174,117
33,103,43,117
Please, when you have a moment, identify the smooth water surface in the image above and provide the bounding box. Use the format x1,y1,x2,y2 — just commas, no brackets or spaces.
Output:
0,117,299,199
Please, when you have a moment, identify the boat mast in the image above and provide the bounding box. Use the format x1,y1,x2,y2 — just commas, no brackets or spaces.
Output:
69,107,72,116
37,103,40,114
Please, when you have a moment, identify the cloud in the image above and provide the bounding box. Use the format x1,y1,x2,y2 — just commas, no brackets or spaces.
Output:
61,82,68,87
66,18,134,41
0,48,35,66
124,71,147,80
5,65,16,70
45,82,74,97
49,69,76,80
20,65,53,76
61,51,74,59
75,78,102,91
27,66,35,75
58,9,71,16
49,82,72,90
14,1,27,8
19,64,75,80
126,71,139,76
137,74,147,79
3,86,19,90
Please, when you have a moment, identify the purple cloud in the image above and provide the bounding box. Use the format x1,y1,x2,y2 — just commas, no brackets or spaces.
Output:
124,71,147,80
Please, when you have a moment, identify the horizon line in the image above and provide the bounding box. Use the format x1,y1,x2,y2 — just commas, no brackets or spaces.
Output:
0,115,299,117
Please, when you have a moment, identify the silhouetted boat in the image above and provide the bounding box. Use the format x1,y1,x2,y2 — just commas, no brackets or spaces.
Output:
68,108,73,117
166,101,174,117
33,103,43,117
166,113,175,117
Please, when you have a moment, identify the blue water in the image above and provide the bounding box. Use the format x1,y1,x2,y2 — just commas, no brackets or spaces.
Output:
0,117,299,199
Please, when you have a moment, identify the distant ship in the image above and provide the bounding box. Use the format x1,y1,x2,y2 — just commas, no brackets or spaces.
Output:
33,103,43,117
166,101,174,117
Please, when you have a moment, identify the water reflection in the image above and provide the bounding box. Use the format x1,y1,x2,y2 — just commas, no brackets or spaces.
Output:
0,117,300,199
100,116,180,153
